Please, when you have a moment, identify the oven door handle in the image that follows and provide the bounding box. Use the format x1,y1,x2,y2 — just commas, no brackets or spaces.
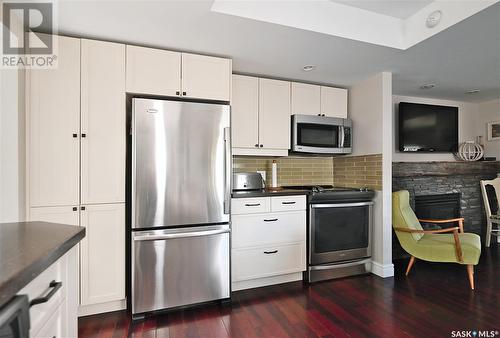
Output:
311,202,373,208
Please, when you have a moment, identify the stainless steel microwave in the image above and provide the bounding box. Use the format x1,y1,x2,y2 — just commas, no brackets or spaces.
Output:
291,114,352,155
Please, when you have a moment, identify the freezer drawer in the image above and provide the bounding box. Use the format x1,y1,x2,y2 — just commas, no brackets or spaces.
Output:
132,224,230,314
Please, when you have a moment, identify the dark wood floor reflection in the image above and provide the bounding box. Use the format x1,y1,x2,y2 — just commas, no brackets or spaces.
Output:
79,245,500,338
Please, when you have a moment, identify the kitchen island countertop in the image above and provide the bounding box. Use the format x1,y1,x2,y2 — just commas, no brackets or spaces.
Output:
0,221,85,308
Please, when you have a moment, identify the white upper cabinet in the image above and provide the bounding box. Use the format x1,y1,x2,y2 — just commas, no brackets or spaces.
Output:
126,45,181,96
231,75,259,149
80,203,125,306
181,53,232,101
291,83,348,118
258,78,291,151
320,86,348,118
125,46,231,101
291,82,321,116
81,39,126,204
28,35,80,207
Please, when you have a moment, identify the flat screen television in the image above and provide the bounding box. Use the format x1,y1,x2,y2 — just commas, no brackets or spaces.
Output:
398,102,458,153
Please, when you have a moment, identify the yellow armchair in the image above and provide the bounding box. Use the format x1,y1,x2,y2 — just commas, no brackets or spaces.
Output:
392,190,482,289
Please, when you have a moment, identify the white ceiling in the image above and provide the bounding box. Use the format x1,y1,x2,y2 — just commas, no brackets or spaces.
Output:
54,0,500,102
211,0,497,50
333,0,433,19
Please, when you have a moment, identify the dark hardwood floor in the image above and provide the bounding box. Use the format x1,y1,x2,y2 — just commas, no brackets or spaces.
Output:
79,244,500,338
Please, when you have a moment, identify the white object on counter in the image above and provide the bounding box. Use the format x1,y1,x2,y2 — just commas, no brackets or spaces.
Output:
271,160,278,188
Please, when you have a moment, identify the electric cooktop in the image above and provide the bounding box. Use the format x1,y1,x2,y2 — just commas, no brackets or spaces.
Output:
282,185,374,203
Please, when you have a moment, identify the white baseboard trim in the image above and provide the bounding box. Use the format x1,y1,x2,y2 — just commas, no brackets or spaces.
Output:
371,261,394,278
78,299,126,317
232,272,303,291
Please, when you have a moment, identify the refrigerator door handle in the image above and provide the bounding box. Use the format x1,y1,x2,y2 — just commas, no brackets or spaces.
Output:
133,228,231,241
224,127,231,214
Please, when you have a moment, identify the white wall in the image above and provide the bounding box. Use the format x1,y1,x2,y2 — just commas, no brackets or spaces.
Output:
0,10,26,222
349,74,384,156
392,95,480,162
349,72,394,277
478,98,500,159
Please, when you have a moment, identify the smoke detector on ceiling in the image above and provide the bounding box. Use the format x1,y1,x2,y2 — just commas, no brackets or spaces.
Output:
426,10,442,28
302,65,316,72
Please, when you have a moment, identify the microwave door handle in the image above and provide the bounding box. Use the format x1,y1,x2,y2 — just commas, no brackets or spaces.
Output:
339,126,345,148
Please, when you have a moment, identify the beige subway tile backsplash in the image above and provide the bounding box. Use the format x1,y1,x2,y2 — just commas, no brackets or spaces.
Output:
233,154,382,190
332,154,382,191
233,156,334,186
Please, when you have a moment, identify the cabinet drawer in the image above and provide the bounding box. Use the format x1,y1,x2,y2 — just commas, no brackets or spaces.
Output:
19,255,66,335
232,211,306,248
32,302,65,338
231,197,270,215
232,243,306,282
271,195,306,212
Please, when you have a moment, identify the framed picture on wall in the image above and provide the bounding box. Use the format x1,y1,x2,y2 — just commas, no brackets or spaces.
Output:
487,121,500,141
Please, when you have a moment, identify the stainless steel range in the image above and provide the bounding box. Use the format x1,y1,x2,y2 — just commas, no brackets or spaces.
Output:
283,185,375,282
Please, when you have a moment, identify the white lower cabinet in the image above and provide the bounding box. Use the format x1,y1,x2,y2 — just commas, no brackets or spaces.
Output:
231,195,307,291
232,243,305,282
29,206,80,226
28,204,126,316
80,203,125,306
34,303,65,338
18,247,79,338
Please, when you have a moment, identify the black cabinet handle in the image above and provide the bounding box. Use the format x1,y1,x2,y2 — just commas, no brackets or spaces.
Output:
260,144,263,148
29,281,62,307
264,250,278,254
72,133,78,138
255,144,259,148
176,91,180,96
81,206,86,210
72,207,77,211
282,201,296,205
81,133,86,138
245,203,261,207
182,91,187,96
264,218,278,222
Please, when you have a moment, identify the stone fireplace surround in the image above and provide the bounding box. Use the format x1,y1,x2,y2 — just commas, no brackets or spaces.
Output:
392,161,500,258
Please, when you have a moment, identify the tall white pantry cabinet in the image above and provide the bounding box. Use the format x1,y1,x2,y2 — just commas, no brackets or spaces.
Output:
27,35,126,315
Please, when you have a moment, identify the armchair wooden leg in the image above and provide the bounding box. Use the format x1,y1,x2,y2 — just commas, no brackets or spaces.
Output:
405,256,416,276
467,265,475,290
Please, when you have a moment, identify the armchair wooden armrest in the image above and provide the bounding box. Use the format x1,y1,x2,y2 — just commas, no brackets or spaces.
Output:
418,217,465,233
393,227,463,263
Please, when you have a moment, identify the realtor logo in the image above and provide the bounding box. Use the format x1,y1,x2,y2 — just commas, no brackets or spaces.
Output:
2,2,57,68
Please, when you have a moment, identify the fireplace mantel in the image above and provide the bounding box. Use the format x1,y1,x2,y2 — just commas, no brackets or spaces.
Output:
393,161,500,178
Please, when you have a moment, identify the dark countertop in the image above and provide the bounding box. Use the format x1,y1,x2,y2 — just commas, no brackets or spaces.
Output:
232,189,309,198
0,222,85,308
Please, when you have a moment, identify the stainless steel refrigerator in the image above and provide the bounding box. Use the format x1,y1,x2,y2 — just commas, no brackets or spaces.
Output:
131,98,231,317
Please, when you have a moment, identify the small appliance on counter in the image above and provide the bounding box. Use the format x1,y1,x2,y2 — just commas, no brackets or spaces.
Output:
233,172,265,191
